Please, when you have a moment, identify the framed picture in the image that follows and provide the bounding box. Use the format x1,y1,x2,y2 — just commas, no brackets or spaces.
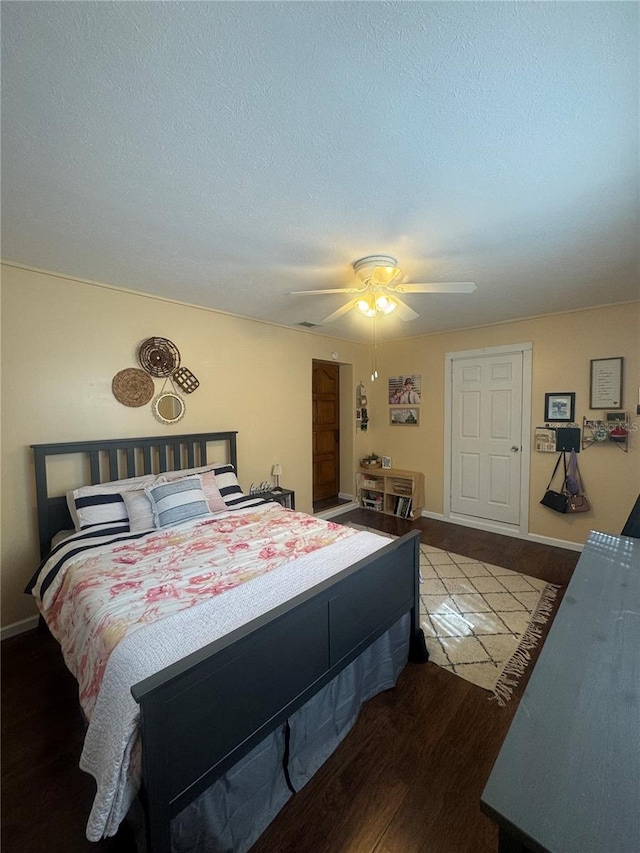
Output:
544,392,575,423
381,456,392,469
390,407,419,426
590,357,623,408
388,375,421,404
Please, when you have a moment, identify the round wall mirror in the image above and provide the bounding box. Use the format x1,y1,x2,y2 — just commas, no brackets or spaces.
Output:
152,392,185,425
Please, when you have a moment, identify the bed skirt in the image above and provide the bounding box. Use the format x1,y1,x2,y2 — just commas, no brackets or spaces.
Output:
160,612,411,853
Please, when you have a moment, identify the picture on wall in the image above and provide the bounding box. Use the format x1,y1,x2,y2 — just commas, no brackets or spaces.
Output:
388,375,421,404
390,407,419,426
590,357,623,408
544,392,575,423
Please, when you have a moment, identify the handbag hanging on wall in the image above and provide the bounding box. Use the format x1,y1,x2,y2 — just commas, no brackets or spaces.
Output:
540,452,569,513
565,449,591,513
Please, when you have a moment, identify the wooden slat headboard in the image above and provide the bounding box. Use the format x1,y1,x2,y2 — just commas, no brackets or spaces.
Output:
31,431,238,558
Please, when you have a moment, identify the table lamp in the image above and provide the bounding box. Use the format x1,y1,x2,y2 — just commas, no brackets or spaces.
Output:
272,463,283,490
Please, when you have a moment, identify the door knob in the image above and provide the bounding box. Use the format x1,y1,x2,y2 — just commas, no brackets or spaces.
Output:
511,445,520,452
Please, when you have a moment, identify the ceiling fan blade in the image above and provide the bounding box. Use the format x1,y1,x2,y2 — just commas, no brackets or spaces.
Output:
319,301,356,324
394,282,477,294
392,297,419,321
289,286,363,295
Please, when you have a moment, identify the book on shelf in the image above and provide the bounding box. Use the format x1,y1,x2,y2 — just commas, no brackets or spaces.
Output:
394,496,413,518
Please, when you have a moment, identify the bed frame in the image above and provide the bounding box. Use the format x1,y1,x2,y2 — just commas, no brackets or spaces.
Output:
31,431,427,853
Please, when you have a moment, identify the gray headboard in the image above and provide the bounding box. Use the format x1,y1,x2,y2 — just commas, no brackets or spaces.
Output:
31,431,238,558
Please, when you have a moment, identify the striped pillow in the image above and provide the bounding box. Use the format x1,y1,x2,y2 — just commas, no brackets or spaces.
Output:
213,464,244,505
145,476,210,529
74,492,129,531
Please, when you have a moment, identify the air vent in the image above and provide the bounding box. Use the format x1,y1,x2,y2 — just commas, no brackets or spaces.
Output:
297,321,320,328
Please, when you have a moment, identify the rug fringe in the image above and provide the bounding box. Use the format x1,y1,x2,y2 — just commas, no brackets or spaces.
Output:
491,583,560,706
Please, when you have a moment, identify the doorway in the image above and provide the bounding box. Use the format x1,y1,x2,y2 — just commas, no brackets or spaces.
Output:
444,343,532,533
312,360,341,510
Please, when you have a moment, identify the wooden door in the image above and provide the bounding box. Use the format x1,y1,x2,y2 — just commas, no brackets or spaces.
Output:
450,351,523,524
312,361,340,502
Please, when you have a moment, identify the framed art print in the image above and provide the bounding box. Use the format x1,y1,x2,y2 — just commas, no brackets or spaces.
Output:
544,392,575,423
388,375,421,404
590,357,623,409
390,407,419,426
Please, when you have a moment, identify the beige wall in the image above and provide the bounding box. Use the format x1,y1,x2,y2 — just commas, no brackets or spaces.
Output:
367,303,639,545
2,263,639,629
0,265,371,627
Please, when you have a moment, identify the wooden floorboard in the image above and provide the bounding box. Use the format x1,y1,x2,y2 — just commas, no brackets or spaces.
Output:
1,512,579,853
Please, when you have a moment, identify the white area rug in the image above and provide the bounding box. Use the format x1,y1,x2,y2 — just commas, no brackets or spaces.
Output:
419,544,558,704
345,524,558,704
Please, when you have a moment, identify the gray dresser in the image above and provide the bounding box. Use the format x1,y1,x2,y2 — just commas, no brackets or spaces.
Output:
481,530,640,852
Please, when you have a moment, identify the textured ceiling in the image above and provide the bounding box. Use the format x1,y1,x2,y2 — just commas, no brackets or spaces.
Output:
2,1,638,343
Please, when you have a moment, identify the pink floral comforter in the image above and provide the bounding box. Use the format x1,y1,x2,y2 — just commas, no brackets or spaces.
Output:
37,503,357,720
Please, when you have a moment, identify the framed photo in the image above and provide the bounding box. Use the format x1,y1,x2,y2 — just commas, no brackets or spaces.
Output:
544,392,575,423
381,456,392,469
390,407,419,426
388,374,421,405
590,357,623,409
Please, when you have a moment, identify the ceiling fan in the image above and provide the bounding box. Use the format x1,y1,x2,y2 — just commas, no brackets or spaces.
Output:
290,255,476,324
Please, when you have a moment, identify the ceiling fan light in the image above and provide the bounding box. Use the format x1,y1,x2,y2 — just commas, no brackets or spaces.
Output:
356,297,376,317
375,295,397,314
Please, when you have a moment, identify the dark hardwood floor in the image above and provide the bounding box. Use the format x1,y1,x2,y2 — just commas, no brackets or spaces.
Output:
312,494,352,514
1,512,579,853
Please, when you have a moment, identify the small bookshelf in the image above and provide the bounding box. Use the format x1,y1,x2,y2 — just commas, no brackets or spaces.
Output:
357,467,425,520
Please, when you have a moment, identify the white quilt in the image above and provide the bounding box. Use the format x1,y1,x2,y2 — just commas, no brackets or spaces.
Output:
70,516,390,840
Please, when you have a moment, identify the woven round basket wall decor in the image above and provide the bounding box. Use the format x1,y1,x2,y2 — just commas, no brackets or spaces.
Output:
112,368,155,407
138,337,181,377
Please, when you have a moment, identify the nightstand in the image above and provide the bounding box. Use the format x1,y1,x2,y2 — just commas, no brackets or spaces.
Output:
260,488,295,509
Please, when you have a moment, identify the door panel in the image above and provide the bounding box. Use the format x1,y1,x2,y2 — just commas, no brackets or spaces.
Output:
451,353,523,524
460,453,480,500
312,361,340,502
490,389,512,438
488,454,511,505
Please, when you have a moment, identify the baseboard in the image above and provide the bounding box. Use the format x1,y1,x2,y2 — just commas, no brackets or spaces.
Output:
421,510,583,552
1,615,39,641
315,500,359,520
522,532,584,552
338,492,353,501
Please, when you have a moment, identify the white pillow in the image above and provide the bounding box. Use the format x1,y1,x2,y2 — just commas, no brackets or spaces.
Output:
121,489,156,533
145,476,211,529
67,472,160,531
161,462,230,482
73,491,129,530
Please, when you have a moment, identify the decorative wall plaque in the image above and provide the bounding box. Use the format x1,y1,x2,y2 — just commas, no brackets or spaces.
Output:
138,337,181,377
112,368,155,407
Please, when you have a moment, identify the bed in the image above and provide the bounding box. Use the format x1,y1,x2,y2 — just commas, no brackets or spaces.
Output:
27,431,427,853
